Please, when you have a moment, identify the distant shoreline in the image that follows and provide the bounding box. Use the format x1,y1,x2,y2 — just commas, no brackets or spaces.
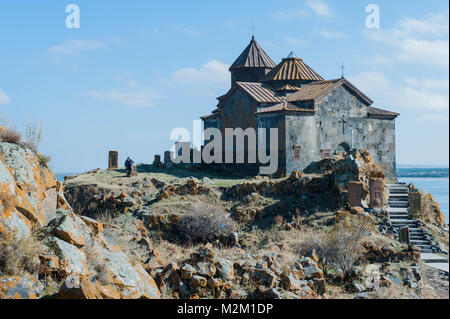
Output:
397,168,449,178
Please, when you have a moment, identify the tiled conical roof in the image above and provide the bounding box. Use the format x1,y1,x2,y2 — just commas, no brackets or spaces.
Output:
263,53,323,82
229,36,276,70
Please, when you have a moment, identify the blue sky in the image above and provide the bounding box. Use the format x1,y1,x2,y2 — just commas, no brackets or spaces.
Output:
0,0,448,173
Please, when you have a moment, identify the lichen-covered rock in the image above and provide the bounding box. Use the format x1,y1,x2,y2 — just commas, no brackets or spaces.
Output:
303,265,323,280
97,248,160,299
1,142,60,238
47,210,92,247
215,258,234,281
0,274,43,299
44,236,89,276
57,274,102,299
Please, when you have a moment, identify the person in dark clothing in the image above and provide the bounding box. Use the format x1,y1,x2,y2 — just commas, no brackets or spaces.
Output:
125,157,134,177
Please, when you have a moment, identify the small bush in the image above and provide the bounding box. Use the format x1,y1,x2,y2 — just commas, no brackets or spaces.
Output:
176,203,236,243
38,154,51,166
0,126,21,144
0,230,43,276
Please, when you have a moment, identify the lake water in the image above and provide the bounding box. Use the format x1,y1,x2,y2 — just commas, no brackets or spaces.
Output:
398,177,449,223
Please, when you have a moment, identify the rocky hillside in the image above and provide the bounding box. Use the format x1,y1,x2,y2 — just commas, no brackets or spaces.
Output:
1,144,448,299
0,142,160,299
60,150,448,299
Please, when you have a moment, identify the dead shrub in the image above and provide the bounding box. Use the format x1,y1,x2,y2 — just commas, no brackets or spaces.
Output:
324,216,371,281
0,229,43,276
0,126,21,144
295,216,371,282
23,121,44,152
176,202,236,243
274,214,284,226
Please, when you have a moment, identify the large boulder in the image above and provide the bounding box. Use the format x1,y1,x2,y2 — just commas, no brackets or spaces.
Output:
0,274,43,299
95,247,161,299
1,142,70,238
44,236,89,276
46,210,92,247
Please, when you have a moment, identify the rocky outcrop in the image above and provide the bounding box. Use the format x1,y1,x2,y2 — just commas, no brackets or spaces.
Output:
1,142,160,299
0,273,43,299
40,210,161,299
304,149,386,204
0,142,70,238
149,243,326,299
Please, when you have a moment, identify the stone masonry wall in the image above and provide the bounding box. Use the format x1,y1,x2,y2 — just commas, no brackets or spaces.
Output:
284,86,397,181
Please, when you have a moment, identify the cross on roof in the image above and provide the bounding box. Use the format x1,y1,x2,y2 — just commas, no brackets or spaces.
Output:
250,23,255,37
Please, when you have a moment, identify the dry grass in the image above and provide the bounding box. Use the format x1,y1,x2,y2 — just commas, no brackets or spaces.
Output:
0,191,17,212
155,238,196,264
23,121,44,152
84,244,108,276
0,126,21,144
0,229,43,276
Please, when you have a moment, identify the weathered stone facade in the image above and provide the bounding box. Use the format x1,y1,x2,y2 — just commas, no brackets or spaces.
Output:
201,37,399,181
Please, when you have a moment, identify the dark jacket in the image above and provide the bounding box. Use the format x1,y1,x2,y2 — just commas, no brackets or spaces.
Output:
125,159,134,170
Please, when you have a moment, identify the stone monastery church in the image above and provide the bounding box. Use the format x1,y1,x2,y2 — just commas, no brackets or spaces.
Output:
201,37,399,181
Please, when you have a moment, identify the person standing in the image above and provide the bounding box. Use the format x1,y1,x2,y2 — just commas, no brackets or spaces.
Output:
125,157,134,177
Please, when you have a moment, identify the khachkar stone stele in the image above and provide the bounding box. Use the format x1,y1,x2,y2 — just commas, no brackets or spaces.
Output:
348,181,363,207
108,151,119,170
369,178,385,209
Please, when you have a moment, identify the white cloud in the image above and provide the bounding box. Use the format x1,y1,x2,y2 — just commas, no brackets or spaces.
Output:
272,9,308,20
49,39,105,69
170,60,229,86
348,72,392,96
306,0,333,17
315,28,348,39
0,89,11,105
398,13,449,37
50,39,104,55
284,36,309,46
168,60,230,97
398,86,449,111
87,81,161,108
417,114,449,123
405,77,449,91
364,13,449,68
395,38,449,67
349,72,449,119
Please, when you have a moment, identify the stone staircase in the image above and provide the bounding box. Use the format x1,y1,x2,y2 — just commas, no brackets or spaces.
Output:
387,183,433,253
387,183,449,273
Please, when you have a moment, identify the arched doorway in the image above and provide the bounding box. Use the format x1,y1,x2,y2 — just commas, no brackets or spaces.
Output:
337,142,350,153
